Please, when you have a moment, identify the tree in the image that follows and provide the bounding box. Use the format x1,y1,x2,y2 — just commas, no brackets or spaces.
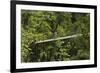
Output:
21,10,90,62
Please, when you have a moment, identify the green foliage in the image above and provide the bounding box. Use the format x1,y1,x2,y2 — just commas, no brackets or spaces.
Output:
21,10,90,62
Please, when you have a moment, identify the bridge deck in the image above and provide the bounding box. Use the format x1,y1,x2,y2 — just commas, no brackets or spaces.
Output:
35,33,88,44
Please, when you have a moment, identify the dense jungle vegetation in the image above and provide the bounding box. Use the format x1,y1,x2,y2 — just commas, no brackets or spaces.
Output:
21,10,90,62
